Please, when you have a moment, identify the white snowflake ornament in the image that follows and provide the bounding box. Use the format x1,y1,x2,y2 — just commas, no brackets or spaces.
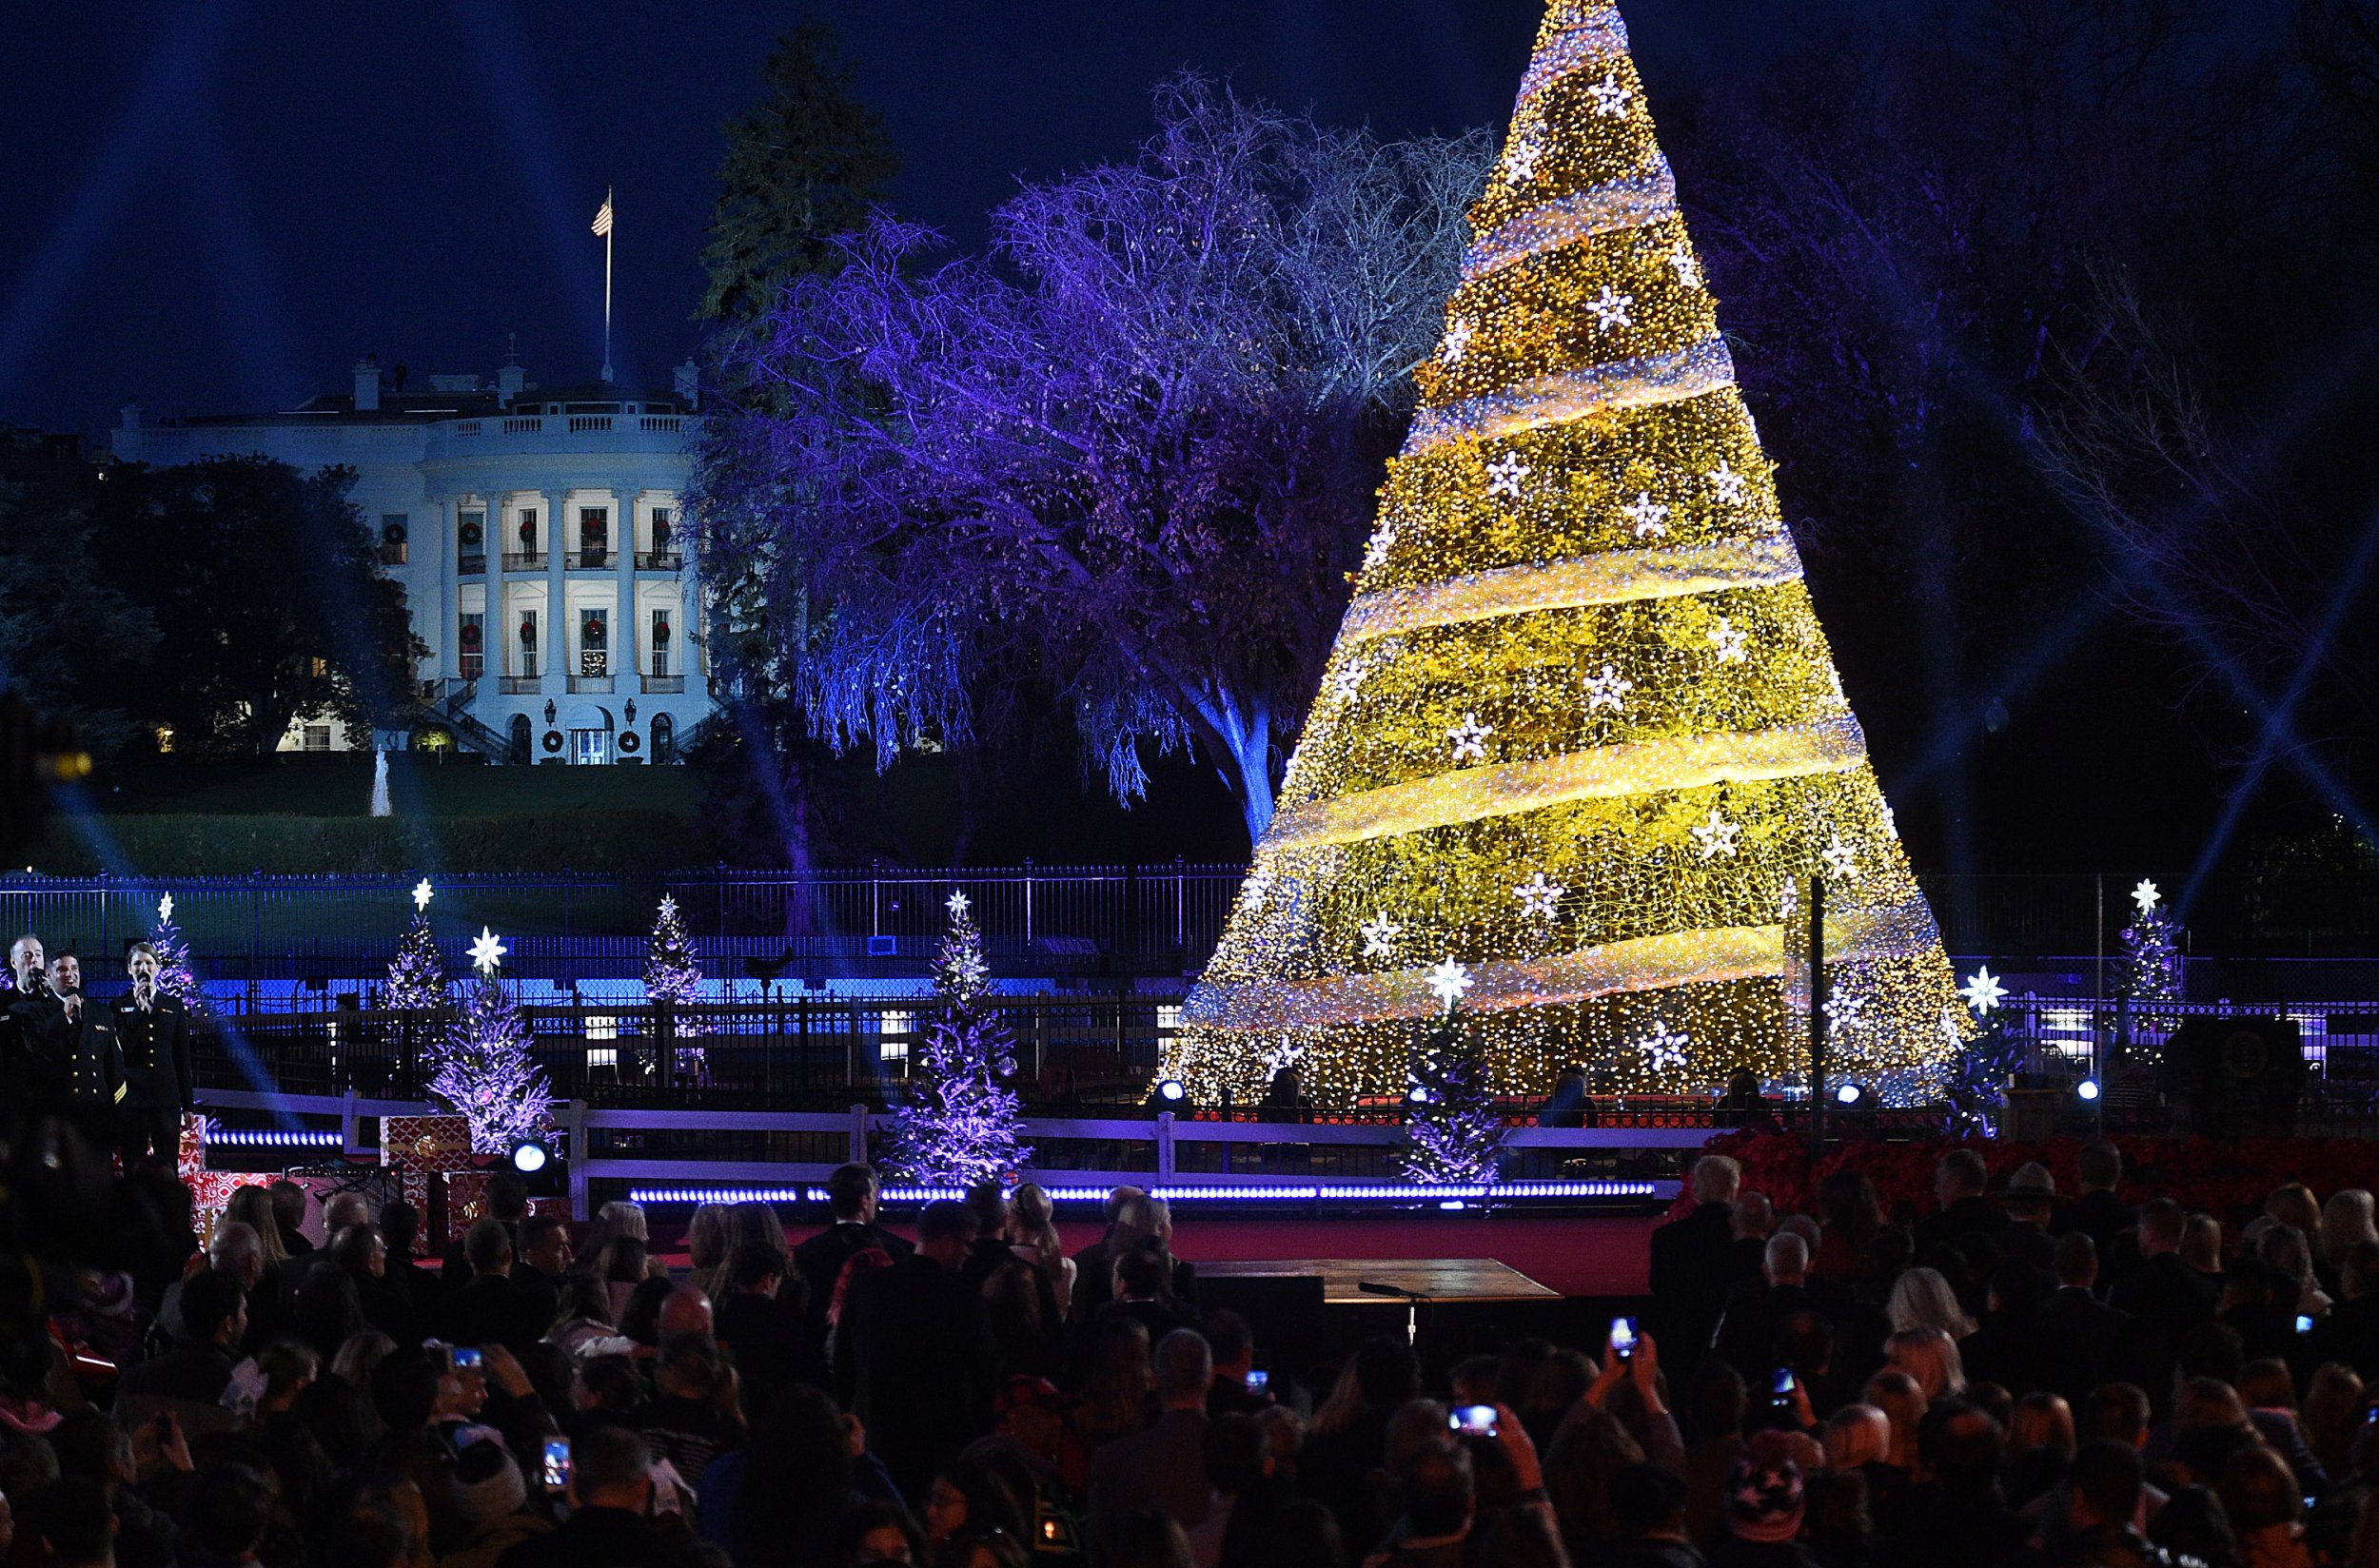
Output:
1820,836,1859,882
1583,664,1632,713
1359,911,1403,960
1707,617,1748,663
1587,285,1635,331
1513,872,1564,920
1484,452,1531,500
1669,245,1701,289
1621,491,1669,539
1440,319,1475,364
1504,134,1544,183
1587,72,1632,117
1446,714,1494,765
1960,966,2008,1015
1690,807,1741,860
1709,460,1748,504
1637,1018,1690,1072
1363,523,1398,571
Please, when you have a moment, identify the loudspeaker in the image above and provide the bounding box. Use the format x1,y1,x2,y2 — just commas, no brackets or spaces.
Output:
2164,1015,2306,1138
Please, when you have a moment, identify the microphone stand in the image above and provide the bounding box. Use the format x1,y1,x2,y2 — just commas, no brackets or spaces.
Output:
1359,1280,1433,1346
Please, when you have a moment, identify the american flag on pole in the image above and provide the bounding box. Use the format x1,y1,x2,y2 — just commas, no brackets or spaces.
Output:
591,195,614,236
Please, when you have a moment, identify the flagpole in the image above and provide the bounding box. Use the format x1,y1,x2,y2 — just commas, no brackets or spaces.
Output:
600,185,614,383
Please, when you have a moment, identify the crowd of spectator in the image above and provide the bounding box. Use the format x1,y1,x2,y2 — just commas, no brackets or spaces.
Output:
1643,1144,2379,1568
4,1143,2378,1568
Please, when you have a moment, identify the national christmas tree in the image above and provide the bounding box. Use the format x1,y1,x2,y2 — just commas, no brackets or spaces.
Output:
1402,1000,1506,1185
1172,0,1965,1107
386,881,448,1010
642,893,708,1084
426,928,554,1153
149,892,203,1013
888,892,1032,1186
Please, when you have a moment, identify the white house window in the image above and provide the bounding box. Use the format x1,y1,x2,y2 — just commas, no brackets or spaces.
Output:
380,514,408,566
518,610,539,680
651,610,672,677
579,507,609,568
580,608,609,676
459,510,486,574
459,613,484,681
303,725,332,753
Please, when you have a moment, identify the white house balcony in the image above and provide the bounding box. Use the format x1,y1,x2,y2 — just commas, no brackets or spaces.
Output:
502,550,545,571
636,550,683,571
422,411,692,462
641,675,685,695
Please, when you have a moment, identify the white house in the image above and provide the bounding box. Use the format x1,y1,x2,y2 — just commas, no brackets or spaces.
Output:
110,351,711,765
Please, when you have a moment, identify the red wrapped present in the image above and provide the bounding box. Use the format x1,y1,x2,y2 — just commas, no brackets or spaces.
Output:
177,1115,206,1180
381,1115,474,1173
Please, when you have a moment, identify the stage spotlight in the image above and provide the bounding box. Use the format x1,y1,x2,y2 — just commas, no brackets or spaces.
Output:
508,1138,551,1175
2075,1079,2101,1103
1834,1083,1865,1107
1153,1079,1187,1105
1406,1086,1432,1106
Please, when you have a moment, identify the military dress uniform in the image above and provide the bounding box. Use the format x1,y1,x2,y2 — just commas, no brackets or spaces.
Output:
114,988,194,1167
15,990,124,1147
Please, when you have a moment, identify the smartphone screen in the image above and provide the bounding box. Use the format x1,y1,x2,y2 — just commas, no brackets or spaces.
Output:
1610,1317,1638,1360
1449,1404,1500,1438
1772,1369,1797,1398
453,1346,483,1371
2296,1314,2314,1334
1245,1370,1269,1394
541,1437,572,1493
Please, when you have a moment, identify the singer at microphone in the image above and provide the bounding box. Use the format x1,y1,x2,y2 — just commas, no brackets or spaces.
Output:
116,940,194,1168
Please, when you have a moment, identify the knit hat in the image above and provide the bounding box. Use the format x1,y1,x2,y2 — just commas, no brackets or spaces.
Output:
1727,1456,1805,1543
452,1440,527,1524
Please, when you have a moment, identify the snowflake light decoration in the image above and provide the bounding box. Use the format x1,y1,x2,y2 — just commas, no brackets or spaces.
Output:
1587,285,1634,330
1360,911,1404,960
1822,986,1867,1034
1587,72,1632,117
1363,522,1398,571
1504,134,1543,183
1707,617,1748,662
1621,491,1669,539
1239,870,1273,911
1484,452,1531,500
1583,664,1632,712
1637,1018,1689,1072
1329,659,1367,704
1513,872,1564,920
1820,836,1859,882
1446,714,1494,764
1690,807,1740,860
1959,966,2008,1014
1668,245,1701,289
1709,459,1747,504
1440,319,1475,363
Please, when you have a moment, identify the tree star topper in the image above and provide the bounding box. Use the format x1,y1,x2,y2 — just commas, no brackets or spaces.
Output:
412,878,435,912
2131,878,2161,913
468,927,508,975
1960,966,2007,1014
158,892,174,924
1426,958,1474,1011
946,889,972,919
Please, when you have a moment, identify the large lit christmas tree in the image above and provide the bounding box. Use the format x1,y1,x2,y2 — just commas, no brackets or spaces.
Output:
642,892,708,1084
888,892,1032,1186
1171,0,1965,1107
149,892,204,1014
427,928,554,1153
385,880,448,1010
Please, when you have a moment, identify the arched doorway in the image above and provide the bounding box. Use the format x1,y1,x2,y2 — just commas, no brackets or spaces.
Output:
565,704,614,766
508,714,532,765
652,713,675,764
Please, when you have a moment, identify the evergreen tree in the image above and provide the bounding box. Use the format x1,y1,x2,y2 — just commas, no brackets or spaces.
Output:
385,912,446,1010
698,22,900,327
2115,878,2184,1022
642,893,708,1085
1944,1009,2027,1138
1174,0,1963,1109
888,892,1031,1186
149,892,203,1013
427,931,553,1153
1401,1005,1505,1186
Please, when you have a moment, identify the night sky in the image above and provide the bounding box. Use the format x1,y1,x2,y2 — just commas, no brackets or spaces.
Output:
1,0,1898,434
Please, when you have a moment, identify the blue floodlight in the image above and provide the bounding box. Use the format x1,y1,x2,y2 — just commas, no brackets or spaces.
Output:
2076,1079,2101,1103
508,1138,551,1175
1153,1078,1187,1104
1834,1083,1865,1107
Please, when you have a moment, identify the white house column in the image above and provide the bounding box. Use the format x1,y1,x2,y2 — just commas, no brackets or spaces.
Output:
434,493,459,683
613,480,639,696
486,488,508,681
542,487,569,697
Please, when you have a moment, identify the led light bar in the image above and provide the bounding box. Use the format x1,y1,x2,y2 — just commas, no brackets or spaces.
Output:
626,1178,1660,1206
203,1126,344,1149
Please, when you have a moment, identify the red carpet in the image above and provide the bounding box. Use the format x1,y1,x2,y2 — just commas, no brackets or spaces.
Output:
658,1214,1654,1300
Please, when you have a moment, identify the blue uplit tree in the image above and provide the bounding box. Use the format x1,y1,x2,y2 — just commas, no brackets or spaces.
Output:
693,81,1493,846
1401,1007,1504,1186
427,932,553,1153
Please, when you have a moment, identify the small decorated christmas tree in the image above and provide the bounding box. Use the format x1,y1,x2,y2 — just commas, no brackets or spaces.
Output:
1401,975,1505,1185
642,892,708,1084
427,928,554,1153
386,880,447,1010
149,892,203,1013
2114,878,2183,1024
888,892,1032,1186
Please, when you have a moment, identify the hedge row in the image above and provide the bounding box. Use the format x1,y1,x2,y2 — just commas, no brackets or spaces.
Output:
35,812,697,875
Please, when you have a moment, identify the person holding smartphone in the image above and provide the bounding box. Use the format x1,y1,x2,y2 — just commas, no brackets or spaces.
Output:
1581,1322,1690,1469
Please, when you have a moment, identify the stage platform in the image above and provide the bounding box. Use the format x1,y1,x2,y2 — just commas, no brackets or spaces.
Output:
1203,1257,1560,1305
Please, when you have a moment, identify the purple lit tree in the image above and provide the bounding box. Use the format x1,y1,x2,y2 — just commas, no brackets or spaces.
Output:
693,80,1492,845
386,915,447,1012
427,930,553,1153
887,892,1031,1186
149,892,204,1014
642,893,708,1084
1400,1005,1504,1186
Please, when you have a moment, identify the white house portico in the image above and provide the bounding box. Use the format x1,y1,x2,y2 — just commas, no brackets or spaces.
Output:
110,351,711,764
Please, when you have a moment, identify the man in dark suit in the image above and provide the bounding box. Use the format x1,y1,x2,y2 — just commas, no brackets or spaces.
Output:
1997,1164,2060,1286
1089,1328,1214,1558
2107,1200,2217,1330
509,1213,572,1333
792,1163,914,1326
715,1240,821,1417
1648,1154,1741,1369
839,1199,996,1499
1716,1231,1812,1386
2307,1241,2379,1381
2038,1232,2130,1401
1915,1147,2007,1253
444,1218,541,1355
2051,1139,2137,1261
113,940,195,1167
0,932,56,1098
381,1200,446,1329
1960,1260,2093,1399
